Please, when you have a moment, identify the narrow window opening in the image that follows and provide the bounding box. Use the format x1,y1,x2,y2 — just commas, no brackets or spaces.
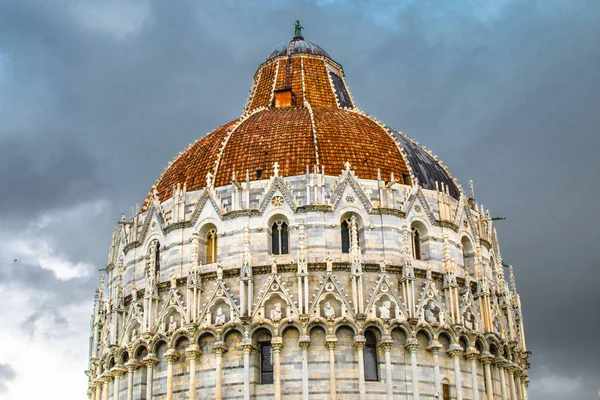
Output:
256,169,263,179
341,220,350,253
411,227,421,260
206,229,218,264
154,241,161,272
364,331,379,381
271,221,289,255
260,342,274,384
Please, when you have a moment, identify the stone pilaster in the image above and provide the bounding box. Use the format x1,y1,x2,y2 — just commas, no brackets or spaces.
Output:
241,339,252,400
465,348,480,400
448,344,464,400
299,335,310,400
381,336,394,400
494,357,508,400
124,360,140,400
101,371,111,400
165,349,178,400
110,365,126,400
427,340,442,398
143,353,159,400
186,345,200,400
272,337,283,400
405,339,420,400
480,352,495,400
214,341,226,400
326,335,338,400
353,335,366,400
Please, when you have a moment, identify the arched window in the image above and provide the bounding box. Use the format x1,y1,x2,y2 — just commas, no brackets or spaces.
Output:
206,229,218,264
341,216,360,254
364,331,379,381
271,221,289,255
260,341,274,384
461,236,474,274
154,241,161,272
411,227,422,260
341,219,350,253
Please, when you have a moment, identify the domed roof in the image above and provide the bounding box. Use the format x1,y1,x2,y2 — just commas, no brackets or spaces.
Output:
267,21,331,61
143,23,460,210
267,39,331,61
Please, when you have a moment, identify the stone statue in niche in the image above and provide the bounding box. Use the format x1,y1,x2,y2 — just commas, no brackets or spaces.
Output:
464,310,475,330
167,315,177,333
324,301,336,320
270,302,283,322
326,255,333,273
171,271,177,289
425,301,438,324
130,328,138,342
215,306,226,325
494,318,501,336
379,300,391,320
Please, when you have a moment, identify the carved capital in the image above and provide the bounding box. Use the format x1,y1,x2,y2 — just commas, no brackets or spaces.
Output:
165,348,178,363
380,335,393,351
465,348,480,361
299,335,310,349
325,335,338,350
186,344,201,360
426,340,442,353
143,353,160,367
405,338,418,353
124,359,141,372
271,336,283,352
110,365,127,378
353,334,366,349
213,341,226,355
447,343,463,358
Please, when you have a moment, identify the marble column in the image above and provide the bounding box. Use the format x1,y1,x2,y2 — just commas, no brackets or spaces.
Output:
299,335,310,400
448,344,464,400
381,336,394,400
272,337,283,400
353,335,366,400
186,345,200,400
111,365,126,400
465,349,480,400
480,353,495,400
143,353,160,400
93,381,101,400
507,365,517,400
495,357,508,400
124,360,139,400
427,340,442,399
214,341,226,400
326,335,338,400
521,375,529,400
165,349,178,400
405,339,420,400
515,371,523,400
102,373,111,400
241,339,252,400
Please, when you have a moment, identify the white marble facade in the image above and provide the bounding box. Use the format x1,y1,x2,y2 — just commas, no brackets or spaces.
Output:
86,164,529,400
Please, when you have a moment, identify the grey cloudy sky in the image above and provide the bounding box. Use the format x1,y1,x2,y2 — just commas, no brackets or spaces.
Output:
0,0,598,398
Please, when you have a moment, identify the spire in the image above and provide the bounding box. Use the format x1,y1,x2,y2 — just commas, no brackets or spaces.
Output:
293,20,304,40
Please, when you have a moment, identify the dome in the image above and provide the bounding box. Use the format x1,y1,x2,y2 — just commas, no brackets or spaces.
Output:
267,38,331,61
89,23,530,400
144,23,459,209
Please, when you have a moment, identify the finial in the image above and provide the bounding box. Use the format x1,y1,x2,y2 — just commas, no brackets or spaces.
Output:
293,20,304,40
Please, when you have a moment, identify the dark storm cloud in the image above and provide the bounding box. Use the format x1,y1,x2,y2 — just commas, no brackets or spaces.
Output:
0,0,597,398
